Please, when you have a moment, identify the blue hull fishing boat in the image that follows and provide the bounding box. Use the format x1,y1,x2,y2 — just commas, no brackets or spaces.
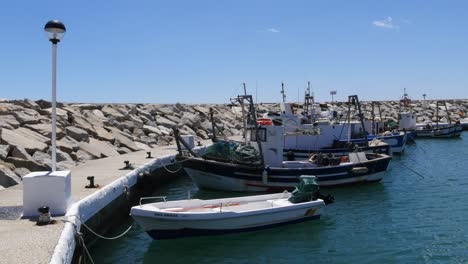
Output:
333,95,407,154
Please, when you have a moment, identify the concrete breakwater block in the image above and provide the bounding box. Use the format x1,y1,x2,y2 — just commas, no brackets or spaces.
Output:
22,170,72,217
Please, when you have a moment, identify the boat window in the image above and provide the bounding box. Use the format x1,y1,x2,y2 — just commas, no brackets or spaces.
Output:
249,128,267,142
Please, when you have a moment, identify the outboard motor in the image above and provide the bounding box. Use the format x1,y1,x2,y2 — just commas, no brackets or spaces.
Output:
289,175,335,204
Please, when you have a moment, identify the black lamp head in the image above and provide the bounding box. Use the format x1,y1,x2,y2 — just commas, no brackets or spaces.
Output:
44,20,66,43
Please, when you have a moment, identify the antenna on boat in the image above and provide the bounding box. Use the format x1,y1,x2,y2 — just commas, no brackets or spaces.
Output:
255,80,258,106
304,81,314,123
281,82,286,103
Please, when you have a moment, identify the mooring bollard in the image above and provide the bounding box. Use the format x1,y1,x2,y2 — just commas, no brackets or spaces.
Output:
146,152,152,158
85,176,98,188
36,206,52,226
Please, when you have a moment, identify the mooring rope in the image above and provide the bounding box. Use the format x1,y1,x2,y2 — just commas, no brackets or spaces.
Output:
400,162,425,179
81,221,133,240
77,232,95,264
416,143,427,154
155,154,200,174
156,158,184,174
61,215,133,240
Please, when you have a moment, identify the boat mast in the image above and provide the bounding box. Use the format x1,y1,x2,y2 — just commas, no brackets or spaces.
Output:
233,89,264,166
377,102,384,132
371,102,376,135
240,83,247,144
210,107,217,142
281,82,286,103
436,101,439,129
209,107,227,142
347,97,352,143
443,101,451,126
349,95,369,147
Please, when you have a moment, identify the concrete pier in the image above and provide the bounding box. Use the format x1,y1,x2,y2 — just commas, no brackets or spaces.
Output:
0,140,210,264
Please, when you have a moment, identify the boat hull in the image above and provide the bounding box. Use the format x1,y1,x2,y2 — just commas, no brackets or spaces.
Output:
144,215,320,239
131,198,323,239
340,133,407,154
283,144,391,160
181,155,391,192
415,124,462,138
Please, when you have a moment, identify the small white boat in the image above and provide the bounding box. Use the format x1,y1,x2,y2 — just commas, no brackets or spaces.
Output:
131,177,330,239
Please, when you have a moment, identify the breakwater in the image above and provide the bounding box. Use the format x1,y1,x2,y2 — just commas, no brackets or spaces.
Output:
1,98,467,188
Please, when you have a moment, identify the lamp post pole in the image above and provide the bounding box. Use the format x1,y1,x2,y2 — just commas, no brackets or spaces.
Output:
44,20,66,172
330,90,337,103
51,41,57,171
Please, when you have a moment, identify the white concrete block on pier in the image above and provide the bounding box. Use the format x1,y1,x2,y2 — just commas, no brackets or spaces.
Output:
22,170,71,217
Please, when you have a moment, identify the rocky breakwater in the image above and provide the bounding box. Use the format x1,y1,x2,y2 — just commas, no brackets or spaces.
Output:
1,98,466,189
0,99,244,189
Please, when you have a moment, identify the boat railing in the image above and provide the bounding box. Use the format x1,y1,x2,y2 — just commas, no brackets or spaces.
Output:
139,196,167,206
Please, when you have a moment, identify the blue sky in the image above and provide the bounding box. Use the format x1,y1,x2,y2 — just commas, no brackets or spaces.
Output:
1,1,467,103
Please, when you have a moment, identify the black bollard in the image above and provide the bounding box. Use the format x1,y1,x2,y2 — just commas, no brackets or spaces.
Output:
36,206,52,225
85,176,98,188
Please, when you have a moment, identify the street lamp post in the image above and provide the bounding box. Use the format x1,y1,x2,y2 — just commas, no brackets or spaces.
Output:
44,20,66,171
330,90,337,103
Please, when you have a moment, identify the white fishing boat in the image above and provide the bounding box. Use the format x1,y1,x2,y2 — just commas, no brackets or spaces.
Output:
131,176,332,239
262,92,394,155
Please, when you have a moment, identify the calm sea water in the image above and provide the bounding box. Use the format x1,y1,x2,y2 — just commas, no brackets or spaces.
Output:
90,132,468,264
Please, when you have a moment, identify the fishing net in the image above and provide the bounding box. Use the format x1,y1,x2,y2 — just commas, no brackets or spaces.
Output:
232,145,261,164
202,141,261,164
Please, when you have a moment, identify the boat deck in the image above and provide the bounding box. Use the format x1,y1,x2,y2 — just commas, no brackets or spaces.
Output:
156,198,293,214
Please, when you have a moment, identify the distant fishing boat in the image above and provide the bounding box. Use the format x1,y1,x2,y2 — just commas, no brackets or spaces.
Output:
414,101,462,138
334,95,407,154
397,88,418,141
131,176,333,239
415,123,462,138
260,85,391,157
